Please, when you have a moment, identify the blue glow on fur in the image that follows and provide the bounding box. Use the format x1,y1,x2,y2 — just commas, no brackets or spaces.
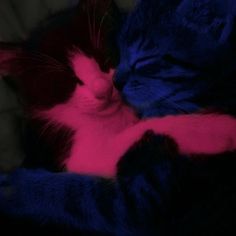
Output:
116,0,236,117
1,0,236,234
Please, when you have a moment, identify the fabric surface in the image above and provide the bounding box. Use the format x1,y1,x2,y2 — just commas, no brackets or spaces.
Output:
0,79,24,171
0,0,78,42
0,0,134,42
0,139,236,235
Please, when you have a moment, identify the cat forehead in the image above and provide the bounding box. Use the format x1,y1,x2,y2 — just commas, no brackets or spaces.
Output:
70,53,115,81
71,53,101,79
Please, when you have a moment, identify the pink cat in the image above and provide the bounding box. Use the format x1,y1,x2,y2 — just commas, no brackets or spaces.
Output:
35,52,236,178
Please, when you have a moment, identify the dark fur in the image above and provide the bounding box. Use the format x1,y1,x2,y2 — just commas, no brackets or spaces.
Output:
116,0,236,117
1,0,236,235
1,0,121,170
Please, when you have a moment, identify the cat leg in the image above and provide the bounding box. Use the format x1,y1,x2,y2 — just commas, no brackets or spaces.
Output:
112,118,169,159
149,114,236,155
114,114,236,157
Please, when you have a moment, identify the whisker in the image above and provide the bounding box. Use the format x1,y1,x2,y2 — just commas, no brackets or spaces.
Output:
16,52,69,73
29,66,66,73
16,56,65,68
96,0,112,49
93,0,98,47
87,0,93,46
41,121,63,139
15,58,67,74
13,65,68,84
39,120,53,138
165,99,190,114
29,51,61,64
30,52,67,69
160,92,191,114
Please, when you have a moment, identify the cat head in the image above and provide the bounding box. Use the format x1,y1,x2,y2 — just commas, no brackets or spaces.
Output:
32,52,121,132
0,0,120,112
115,0,236,117
67,52,121,115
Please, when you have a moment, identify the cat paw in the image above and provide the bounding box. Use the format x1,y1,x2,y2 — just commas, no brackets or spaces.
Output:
160,114,236,156
117,131,178,176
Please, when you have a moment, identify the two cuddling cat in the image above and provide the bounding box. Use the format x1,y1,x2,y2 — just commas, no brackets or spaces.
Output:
35,52,236,177
0,0,236,178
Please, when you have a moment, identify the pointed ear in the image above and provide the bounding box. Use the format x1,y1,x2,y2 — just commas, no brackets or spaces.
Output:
0,43,21,76
75,0,120,52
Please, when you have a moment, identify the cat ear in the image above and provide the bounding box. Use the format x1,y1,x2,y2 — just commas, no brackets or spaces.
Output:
0,43,22,76
0,49,15,75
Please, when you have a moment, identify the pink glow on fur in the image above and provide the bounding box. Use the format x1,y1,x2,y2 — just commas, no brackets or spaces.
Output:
37,53,236,178
0,49,17,75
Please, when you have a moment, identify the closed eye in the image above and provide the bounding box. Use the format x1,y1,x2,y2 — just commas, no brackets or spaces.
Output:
132,55,166,76
132,55,158,70
70,70,84,85
132,54,198,77
163,54,198,71
76,77,84,85
63,63,84,86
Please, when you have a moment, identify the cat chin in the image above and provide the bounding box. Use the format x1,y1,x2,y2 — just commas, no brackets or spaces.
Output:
98,102,123,116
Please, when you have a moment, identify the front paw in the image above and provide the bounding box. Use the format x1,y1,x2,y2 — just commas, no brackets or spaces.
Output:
117,131,179,176
160,114,236,156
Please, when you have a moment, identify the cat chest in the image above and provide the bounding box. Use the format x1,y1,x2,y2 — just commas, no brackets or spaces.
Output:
65,132,120,177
